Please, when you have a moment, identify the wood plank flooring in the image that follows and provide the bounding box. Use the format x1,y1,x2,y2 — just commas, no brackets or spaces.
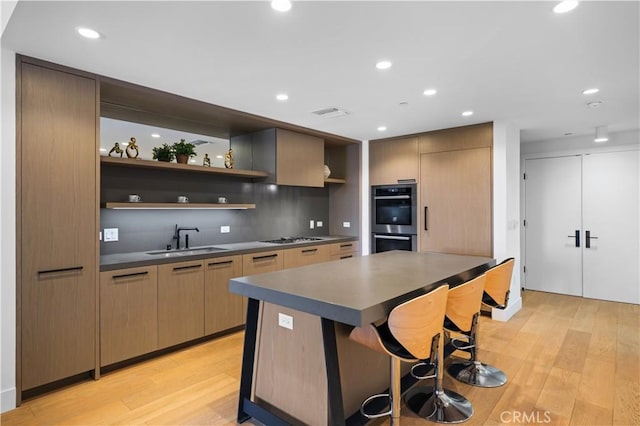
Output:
2,290,638,425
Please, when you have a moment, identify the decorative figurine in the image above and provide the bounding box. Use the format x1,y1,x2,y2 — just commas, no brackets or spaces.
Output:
203,153,211,167
108,142,123,157
125,137,139,159
224,148,234,169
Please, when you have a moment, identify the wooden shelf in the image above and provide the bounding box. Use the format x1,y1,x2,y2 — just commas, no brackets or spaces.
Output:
103,202,256,210
100,156,269,178
324,177,346,184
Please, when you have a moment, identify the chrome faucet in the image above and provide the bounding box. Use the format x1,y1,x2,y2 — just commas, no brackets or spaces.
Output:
173,225,200,250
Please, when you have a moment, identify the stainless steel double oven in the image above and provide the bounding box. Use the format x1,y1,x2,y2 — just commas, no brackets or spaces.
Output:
371,183,417,253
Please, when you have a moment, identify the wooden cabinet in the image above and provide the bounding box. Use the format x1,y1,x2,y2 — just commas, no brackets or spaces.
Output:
242,250,284,275
232,128,325,187
157,260,205,349
419,123,493,257
18,59,98,391
369,136,419,185
100,266,158,366
283,244,331,269
204,255,244,335
330,241,361,261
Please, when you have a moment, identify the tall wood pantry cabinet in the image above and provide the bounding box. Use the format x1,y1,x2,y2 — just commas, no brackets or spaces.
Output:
17,57,99,395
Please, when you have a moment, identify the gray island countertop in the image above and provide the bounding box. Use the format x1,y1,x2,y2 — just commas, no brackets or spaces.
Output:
230,250,494,327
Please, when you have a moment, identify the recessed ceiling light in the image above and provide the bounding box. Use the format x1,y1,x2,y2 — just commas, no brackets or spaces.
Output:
462,111,474,117
271,0,292,12
189,159,198,163
399,102,409,106
216,155,224,159
99,148,107,152
553,1,579,14
587,101,603,108
77,27,100,39
376,61,392,70
582,88,599,95
423,89,437,96
564,132,573,136
377,126,387,132
276,93,289,101
151,133,160,138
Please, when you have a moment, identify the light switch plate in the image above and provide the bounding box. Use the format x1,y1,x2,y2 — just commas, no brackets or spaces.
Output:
309,220,315,229
343,222,351,228
103,228,119,242
317,221,323,228
220,225,230,233
278,313,293,330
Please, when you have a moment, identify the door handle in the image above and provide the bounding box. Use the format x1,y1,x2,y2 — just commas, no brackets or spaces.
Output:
424,206,428,231
586,230,598,248
567,230,580,247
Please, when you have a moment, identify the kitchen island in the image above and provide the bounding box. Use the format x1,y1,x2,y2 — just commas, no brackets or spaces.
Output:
229,250,494,426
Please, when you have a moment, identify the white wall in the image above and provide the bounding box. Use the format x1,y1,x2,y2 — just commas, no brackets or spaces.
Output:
492,121,522,321
1,47,17,412
360,140,370,255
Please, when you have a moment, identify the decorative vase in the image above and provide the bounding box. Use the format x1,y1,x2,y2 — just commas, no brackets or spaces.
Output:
176,154,189,164
324,164,331,179
158,157,171,162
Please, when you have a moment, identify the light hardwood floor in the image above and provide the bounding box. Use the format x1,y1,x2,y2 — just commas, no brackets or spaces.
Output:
2,290,638,425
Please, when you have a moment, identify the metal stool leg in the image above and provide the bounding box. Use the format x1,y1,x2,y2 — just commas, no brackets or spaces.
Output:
359,356,403,425
405,333,473,423
447,313,507,388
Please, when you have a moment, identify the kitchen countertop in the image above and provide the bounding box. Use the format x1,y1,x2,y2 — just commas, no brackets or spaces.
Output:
230,251,494,327
100,235,358,271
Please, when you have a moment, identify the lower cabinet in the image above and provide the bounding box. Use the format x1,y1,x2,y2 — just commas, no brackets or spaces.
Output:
158,260,205,349
330,241,361,261
283,244,331,269
204,255,244,335
100,266,158,366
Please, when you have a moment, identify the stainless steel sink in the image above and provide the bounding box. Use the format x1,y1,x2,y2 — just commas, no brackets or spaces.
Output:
146,246,228,257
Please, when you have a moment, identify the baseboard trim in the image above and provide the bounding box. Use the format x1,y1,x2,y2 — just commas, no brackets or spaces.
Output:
491,296,522,322
1,387,17,413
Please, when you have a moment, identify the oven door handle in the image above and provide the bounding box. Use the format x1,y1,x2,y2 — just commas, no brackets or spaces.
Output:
374,195,411,200
373,235,412,241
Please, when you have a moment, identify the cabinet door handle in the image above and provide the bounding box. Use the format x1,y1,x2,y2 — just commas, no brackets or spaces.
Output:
208,260,233,266
112,271,149,279
173,264,202,272
38,266,83,276
253,253,278,261
424,206,429,231
339,244,353,249
339,255,353,259
301,248,318,254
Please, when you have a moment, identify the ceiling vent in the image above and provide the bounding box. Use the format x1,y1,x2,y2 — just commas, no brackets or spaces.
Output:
311,107,350,118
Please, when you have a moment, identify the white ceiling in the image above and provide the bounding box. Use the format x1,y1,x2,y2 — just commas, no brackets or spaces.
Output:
2,1,639,143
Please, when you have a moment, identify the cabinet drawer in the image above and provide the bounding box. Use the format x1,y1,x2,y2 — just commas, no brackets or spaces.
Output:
283,245,331,269
242,250,284,275
330,241,360,256
100,266,158,366
330,252,360,262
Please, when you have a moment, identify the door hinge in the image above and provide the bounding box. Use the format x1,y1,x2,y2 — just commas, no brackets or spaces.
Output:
523,219,526,227
523,266,526,273
523,173,526,180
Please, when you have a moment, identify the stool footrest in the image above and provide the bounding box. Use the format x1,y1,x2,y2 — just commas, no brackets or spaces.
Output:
404,386,474,424
410,361,437,380
360,393,392,419
447,360,507,388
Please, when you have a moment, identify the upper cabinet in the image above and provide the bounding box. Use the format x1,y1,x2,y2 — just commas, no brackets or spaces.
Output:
232,128,325,187
369,136,419,185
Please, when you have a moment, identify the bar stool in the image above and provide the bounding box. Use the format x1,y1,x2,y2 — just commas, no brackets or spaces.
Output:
404,276,483,423
446,258,514,388
349,285,449,425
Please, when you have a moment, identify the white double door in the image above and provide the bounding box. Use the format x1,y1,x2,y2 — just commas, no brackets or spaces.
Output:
524,150,639,304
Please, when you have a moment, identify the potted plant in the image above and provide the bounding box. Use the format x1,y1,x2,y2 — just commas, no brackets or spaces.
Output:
152,143,175,162
173,139,196,164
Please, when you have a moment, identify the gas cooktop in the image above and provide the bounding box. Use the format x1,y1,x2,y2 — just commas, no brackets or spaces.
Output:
261,237,323,244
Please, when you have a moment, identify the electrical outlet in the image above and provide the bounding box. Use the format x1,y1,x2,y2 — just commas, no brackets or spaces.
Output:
103,228,119,242
278,313,293,330
309,220,315,229
316,221,323,228
220,225,230,233
343,221,351,228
